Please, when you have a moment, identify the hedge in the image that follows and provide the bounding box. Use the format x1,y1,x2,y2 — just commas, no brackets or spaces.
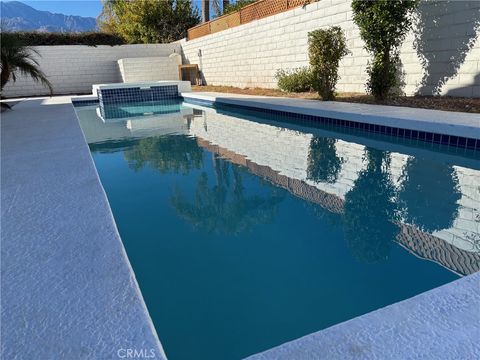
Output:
1,32,128,46
275,67,313,93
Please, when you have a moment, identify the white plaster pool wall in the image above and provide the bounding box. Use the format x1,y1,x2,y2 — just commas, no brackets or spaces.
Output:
181,0,480,97
2,44,181,98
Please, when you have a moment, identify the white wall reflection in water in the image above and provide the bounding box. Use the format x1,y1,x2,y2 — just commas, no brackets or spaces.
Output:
76,102,480,275
187,106,479,274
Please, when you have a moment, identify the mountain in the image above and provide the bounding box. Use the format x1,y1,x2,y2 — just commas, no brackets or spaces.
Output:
0,1,97,32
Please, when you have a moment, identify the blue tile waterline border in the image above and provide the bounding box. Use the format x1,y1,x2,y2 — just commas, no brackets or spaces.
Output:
71,95,479,151
97,85,179,104
182,97,479,151
97,85,179,119
102,99,183,120
71,98,99,107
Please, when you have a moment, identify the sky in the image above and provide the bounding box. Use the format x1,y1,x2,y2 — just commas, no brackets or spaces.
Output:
20,0,206,19
22,0,104,18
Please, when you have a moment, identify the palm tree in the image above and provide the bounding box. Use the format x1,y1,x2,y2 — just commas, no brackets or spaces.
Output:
202,0,229,21
1,36,53,97
212,0,230,17
171,156,285,234
123,135,204,174
201,0,210,22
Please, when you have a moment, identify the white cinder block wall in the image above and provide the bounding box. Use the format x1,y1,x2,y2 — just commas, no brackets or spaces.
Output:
181,0,480,97
3,44,181,97
118,54,182,82
3,1,478,98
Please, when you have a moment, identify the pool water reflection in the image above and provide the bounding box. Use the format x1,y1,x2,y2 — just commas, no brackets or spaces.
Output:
75,101,479,360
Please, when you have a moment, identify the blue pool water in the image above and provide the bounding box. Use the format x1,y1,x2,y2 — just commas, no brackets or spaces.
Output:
75,99,479,360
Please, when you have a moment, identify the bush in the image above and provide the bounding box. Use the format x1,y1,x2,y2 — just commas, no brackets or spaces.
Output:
368,54,407,98
308,26,349,101
275,67,313,93
224,0,257,15
352,0,419,100
0,32,127,46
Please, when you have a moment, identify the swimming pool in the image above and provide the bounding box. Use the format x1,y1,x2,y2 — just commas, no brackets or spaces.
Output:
75,98,479,360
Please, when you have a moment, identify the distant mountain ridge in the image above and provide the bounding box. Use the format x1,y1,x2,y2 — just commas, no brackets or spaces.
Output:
0,1,97,32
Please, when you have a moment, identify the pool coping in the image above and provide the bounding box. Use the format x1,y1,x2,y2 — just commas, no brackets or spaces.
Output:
71,91,480,150
1,96,165,360
181,92,480,150
246,271,480,360
184,101,479,169
92,80,192,94
1,94,479,359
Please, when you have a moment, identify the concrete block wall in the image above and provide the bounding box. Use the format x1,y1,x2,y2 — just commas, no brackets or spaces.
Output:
181,0,480,97
118,54,182,83
2,44,181,98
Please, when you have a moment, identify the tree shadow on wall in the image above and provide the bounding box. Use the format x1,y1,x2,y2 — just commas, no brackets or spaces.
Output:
446,73,480,97
414,1,480,95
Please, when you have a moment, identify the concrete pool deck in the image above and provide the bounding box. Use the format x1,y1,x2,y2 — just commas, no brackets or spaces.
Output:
1,97,164,359
1,95,479,359
182,92,480,140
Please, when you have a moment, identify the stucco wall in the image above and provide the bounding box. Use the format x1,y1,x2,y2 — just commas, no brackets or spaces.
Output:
3,44,181,98
118,54,182,83
181,0,480,97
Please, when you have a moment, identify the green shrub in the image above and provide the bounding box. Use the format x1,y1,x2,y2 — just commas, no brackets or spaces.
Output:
308,26,349,101
275,67,313,93
223,0,257,15
351,0,418,100
0,32,127,46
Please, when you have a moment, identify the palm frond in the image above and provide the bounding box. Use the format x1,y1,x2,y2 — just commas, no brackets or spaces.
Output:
1,37,53,94
211,0,222,17
15,59,53,94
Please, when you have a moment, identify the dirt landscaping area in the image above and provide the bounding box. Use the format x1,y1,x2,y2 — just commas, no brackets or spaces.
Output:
192,85,480,114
